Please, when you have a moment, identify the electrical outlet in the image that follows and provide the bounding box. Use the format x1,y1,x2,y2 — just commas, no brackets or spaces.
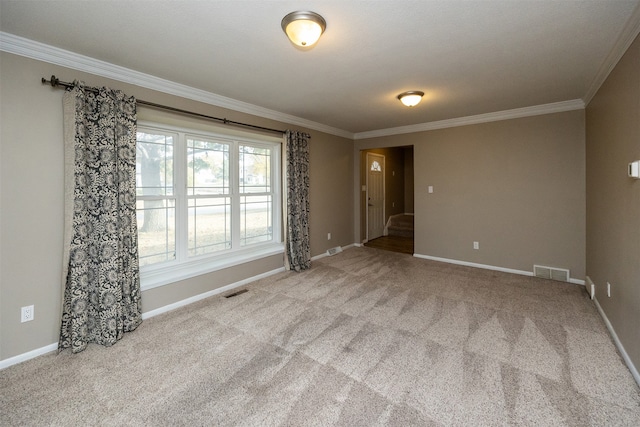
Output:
607,282,611,297
21,305,34,323
473,241,479,250
327,232,331,240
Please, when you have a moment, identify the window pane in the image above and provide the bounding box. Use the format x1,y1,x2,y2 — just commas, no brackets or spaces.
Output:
241,195,272,246
188,197,231,256
187,137,229,195
240,145,271,194
136,199,175,266
136,132,173,196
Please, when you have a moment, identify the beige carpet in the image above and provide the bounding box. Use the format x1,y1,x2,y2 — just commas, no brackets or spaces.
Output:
1,247,639,426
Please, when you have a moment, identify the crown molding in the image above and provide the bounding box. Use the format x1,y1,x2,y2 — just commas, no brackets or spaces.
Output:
0,32,354,139
2,31,614,142
583,2,640,105
353,99,585,140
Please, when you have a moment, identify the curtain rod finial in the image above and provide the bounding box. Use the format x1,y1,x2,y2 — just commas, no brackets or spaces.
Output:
41,75,59,87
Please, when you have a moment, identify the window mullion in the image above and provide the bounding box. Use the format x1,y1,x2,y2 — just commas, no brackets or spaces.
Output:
175,132,188,262
230,140,241,249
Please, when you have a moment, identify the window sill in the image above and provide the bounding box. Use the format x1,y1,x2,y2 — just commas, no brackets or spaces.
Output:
140,242,284,291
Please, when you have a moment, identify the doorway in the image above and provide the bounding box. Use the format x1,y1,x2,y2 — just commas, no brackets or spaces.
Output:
360,146,414,254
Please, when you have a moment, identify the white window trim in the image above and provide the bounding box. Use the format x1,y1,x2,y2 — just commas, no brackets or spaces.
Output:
141,241,284,290
137,121,284,291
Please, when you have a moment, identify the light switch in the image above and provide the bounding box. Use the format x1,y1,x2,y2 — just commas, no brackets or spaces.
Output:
629,161,640,179
428,186,433,193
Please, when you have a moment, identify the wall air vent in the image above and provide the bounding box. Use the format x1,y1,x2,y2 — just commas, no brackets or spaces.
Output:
326,246,343,256
534,265,570,282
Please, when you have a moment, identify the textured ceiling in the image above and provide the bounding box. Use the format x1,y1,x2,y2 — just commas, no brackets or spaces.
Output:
1,0,639,135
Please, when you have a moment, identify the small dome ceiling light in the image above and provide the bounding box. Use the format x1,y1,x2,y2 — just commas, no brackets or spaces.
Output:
397,91,425,107
281,11,326,47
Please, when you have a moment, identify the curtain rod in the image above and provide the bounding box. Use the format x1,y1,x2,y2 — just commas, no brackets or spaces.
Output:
41,75,286,135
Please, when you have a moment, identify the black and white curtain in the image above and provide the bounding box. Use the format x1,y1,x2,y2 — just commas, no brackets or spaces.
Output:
59,82,142,353
284,130,311,271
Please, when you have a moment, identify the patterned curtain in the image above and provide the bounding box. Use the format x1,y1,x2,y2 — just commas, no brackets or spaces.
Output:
59,83,142,353
284,130,311,271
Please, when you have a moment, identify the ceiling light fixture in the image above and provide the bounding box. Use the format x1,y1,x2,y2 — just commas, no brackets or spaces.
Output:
397,91,425,107
281,11,326,47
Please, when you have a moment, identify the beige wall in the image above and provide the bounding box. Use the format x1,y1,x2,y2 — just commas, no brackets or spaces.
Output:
586,34,640,371
355,110,586,279
308,130,353,253
0,52,353,360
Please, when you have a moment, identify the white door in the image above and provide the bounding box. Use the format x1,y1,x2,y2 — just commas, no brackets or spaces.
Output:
367,153,385,240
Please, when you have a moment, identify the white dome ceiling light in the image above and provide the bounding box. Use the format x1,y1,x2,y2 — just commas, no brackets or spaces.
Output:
281,11,326,48
397,91,425,107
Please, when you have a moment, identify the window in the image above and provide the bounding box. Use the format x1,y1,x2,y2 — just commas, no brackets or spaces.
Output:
136,123,282,289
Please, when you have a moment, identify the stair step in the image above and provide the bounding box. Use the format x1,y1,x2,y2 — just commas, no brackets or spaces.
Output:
387,214,414,237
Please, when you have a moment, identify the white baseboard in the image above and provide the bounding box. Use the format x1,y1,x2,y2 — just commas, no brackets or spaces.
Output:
0,266,286,370
142,266,285,319
413,253,585,285
593,297,640,387
311,252,328,261
0,342,58,370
